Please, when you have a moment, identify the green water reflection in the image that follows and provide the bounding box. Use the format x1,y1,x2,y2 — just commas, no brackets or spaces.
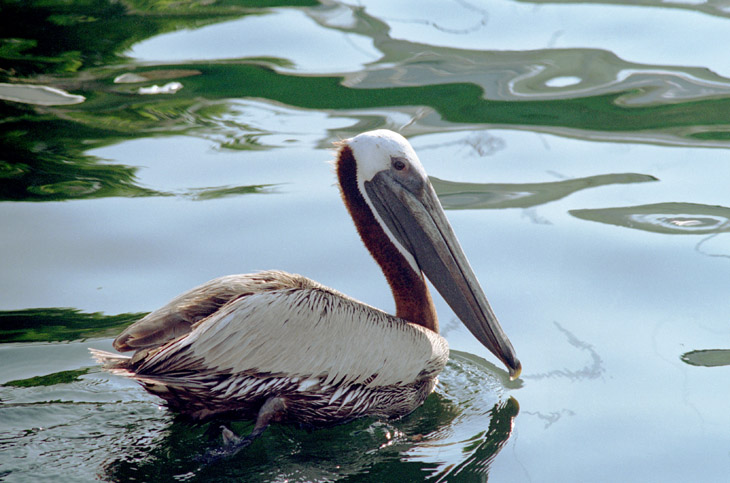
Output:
0,0,317,80
3,368,91,388
3,0,730,203
0,308,145,343
5,59,729,202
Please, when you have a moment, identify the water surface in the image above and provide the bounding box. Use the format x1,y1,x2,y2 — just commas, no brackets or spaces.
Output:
1,0,729,481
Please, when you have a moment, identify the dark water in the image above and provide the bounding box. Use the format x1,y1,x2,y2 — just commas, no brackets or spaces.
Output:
1,0,729,481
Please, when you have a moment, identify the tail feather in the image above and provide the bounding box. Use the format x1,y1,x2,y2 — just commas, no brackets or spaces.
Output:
89,348,131,370
90,347,204,387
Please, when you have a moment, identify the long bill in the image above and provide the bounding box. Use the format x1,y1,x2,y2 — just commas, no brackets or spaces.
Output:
365,172,522,379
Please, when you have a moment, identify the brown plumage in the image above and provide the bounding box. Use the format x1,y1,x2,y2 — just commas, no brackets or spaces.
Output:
337,143,438,333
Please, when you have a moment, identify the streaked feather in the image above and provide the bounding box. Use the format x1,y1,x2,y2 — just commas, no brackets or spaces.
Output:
100,270,449,423
135,271,448,389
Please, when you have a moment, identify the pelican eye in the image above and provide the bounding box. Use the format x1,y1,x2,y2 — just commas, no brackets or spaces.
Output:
391,157,407,171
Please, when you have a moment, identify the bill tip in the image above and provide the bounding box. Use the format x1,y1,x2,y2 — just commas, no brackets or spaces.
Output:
508,360,522,380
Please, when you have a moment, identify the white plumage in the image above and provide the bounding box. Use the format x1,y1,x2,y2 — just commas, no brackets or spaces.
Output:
137,271,447,389
93,271,448,423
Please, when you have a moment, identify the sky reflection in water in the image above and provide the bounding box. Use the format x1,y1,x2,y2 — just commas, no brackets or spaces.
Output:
1,0,730,481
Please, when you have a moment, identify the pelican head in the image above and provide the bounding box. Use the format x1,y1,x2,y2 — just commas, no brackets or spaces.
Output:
341,129,521,379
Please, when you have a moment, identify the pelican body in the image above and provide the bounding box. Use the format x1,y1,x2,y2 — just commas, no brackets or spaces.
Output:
93,130,520,446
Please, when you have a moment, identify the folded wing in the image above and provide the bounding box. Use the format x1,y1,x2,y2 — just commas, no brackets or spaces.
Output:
121,271,449,390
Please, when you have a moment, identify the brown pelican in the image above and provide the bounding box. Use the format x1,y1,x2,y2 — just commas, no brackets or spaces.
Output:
92,129,520,456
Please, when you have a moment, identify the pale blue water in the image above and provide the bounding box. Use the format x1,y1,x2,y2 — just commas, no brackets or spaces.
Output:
1,1,730,481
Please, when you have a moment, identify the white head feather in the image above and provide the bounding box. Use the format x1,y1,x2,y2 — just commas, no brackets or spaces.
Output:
346,129,428,182
345,130,429,274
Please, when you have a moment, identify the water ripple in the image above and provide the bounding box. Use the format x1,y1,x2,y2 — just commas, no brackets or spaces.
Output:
433,173,657,210
570,202,730,235
0,351,517,482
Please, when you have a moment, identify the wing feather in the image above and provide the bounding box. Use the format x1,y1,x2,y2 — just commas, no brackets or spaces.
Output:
113,271,314,352
137,278,449,388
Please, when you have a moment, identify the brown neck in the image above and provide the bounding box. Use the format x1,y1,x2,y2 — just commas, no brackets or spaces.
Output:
336,145,438,333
